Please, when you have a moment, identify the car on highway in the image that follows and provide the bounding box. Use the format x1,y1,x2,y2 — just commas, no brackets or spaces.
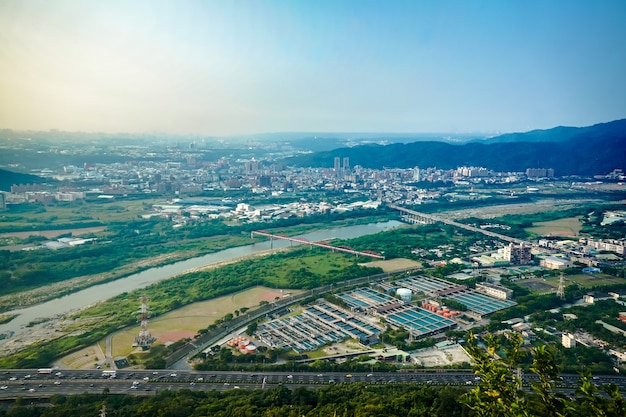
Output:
54,381,62,385
0,386,8,390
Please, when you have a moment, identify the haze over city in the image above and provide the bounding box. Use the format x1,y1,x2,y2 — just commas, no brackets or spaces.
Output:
1,0,625,136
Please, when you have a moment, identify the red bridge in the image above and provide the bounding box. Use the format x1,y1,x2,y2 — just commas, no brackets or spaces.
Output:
251,230,385,259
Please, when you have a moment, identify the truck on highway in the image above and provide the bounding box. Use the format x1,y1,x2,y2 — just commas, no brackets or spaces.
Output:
37,368,53,374
102,370,116,378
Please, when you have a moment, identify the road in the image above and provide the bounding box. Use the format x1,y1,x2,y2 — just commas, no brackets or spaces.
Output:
388,204,526,245
1,369,624,399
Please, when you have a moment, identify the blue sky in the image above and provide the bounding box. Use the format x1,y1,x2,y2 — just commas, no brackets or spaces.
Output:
0,0,625,135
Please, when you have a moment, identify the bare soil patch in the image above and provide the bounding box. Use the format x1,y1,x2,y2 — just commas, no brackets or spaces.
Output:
411,345,471,367
518,279,556,292
361,258,422,272
0,226,106,239
109,286,294,358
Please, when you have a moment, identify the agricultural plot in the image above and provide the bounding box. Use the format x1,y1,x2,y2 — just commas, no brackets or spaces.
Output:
525,216,582,237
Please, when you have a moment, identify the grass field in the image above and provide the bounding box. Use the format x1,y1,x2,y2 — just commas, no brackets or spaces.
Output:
526,216,583,237
545,273,626,288
0,197,162,233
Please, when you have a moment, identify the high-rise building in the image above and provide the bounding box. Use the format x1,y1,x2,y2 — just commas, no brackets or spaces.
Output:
504,243,532,265
562,333,576,348
526,168,554,178
334,157,341,178
343,157,350,172
413,166,421,182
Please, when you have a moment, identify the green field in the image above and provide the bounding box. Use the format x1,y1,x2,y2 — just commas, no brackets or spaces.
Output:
526,216,583,237
544,272,626,288
0,197,162,233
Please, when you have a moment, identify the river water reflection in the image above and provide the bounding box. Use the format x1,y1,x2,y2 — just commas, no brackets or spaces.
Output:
0,220,403,345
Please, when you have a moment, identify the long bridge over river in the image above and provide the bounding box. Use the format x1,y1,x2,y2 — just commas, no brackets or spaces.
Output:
250,230,385,259
388,204,526,245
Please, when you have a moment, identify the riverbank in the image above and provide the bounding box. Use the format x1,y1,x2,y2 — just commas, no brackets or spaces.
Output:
0,247,295,358
0,252,187,314
0,215,396,314
0,220,404,364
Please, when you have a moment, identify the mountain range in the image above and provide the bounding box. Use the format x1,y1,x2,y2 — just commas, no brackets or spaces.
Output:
284,119,626,176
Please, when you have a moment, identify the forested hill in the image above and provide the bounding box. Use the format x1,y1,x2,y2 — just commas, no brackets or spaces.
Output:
284,119,626,176
0,168,47,191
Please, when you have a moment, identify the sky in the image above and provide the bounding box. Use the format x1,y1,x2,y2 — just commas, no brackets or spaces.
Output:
0,0,625,136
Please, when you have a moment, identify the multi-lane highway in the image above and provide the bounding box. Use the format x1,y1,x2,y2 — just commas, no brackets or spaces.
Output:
1,369,625,398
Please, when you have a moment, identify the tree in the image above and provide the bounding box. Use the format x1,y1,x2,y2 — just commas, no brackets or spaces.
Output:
462,332,626,417
246,321,258,336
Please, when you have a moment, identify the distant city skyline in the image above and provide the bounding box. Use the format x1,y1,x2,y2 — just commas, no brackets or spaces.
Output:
1,0,625,136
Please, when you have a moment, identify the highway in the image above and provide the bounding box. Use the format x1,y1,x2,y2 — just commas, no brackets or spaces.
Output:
388,204,526,245
1,369,625,399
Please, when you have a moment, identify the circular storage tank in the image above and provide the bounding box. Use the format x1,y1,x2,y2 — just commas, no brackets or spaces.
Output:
245,344,257,354
396,288,413,301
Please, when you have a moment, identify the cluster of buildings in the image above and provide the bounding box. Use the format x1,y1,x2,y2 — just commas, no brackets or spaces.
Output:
146,199,381,226
251,273,517,357
1,143,562,210
468,236,625,272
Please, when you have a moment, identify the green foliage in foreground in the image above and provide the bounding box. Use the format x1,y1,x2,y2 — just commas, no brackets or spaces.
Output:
3,335,626,416
463,332,626,416
0,384,468,417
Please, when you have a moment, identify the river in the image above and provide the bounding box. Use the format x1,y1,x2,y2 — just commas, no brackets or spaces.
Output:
0,220,403,347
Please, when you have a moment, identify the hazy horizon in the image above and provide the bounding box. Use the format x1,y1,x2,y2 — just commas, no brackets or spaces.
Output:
1,1,625,136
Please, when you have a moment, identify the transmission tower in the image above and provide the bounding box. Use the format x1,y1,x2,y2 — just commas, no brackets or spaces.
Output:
133,295,156,350
556,273,565,300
